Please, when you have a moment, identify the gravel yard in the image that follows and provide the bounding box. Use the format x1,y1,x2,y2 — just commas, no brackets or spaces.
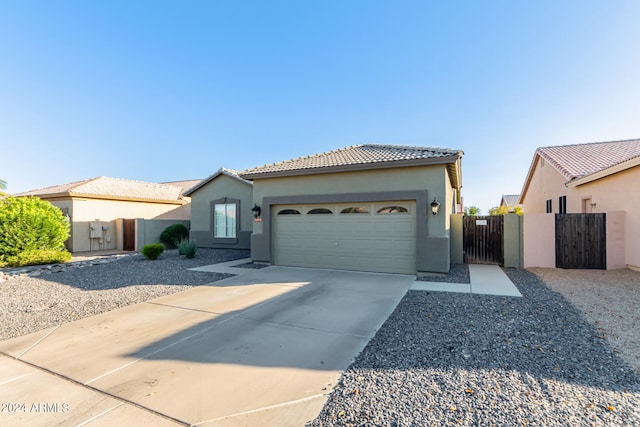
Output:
530,268,640,374
0,248,249,341
3,253,639,426
311,268,640,426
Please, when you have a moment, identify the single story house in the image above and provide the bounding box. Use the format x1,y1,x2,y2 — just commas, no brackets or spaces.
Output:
500,194,521,213
519,138,640,270
185,144,463,274
15,176,196,253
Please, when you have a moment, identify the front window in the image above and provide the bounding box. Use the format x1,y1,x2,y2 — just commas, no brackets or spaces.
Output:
214,203,236,238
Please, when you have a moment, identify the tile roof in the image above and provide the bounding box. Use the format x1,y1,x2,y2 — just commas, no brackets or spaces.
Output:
183,168,252,196
160,179,204,196
16,176,186,203
241,144,462,178
501,194,521,207
537,138,640,181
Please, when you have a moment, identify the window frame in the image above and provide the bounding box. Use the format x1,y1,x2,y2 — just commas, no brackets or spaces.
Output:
546,199,552,214
558,195,567,214
211,198,240,244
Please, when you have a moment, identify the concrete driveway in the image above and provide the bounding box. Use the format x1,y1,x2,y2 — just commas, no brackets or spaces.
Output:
0,260,415,426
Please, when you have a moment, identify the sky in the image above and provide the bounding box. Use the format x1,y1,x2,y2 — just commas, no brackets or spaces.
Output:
1,1,639,213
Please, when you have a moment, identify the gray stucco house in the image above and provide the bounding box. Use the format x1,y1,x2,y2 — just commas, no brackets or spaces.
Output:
185,144,463,274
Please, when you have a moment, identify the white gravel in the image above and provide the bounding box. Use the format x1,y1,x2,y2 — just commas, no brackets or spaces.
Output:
0,248,248,341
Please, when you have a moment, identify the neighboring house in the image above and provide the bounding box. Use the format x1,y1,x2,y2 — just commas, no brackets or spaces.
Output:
500,194,521,213
520,138,640,270
15,176,195,253
187,144,463,274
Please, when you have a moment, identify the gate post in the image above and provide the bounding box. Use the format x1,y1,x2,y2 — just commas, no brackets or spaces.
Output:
450,214,464,264
503,214,523,268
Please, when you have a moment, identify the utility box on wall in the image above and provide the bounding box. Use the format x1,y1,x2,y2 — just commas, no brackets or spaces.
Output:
89,222,102,238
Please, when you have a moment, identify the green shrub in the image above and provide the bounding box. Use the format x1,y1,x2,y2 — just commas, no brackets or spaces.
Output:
141,243,165,260
159,223,189,248
0,197,70,259
178,239,197,259
1,249,72,268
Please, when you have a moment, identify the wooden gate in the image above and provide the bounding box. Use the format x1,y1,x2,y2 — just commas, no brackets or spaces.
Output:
555,214,606,269
123,219,136,251
463,215,504,265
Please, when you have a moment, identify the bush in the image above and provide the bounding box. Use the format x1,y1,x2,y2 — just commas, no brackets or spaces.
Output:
0,197,70,261
178,239,197,259
159,223,189,248
1,249,72,268
141,243,165,260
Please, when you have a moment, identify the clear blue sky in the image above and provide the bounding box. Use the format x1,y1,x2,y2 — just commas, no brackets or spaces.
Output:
2,1,639,213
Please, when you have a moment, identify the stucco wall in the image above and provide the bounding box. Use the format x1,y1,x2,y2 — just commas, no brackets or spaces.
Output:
521,157,571,215
250,165,454,273
136,219,191,251
576,168,640,269
523,213,556,268
522,162,640,269
503,213,523,268
48,197,186,253
188,174,253,249
251,165,451,238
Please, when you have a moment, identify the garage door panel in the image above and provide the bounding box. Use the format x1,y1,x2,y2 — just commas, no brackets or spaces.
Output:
274,202,416,274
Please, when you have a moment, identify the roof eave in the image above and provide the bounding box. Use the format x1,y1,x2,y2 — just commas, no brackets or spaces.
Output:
68,193,186,205
566,156,640,188
519,153,540,205
241,154,462,180
184,169,252,196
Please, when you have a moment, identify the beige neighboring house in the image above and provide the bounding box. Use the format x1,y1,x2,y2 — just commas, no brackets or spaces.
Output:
520,138,640,270
187,144,463,274
500,194,521,212
15,177,196,253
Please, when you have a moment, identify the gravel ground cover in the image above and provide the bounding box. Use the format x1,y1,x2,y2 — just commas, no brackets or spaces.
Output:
417,263,470,284
0,248,249,341
311,268,640,426
530,268,640,374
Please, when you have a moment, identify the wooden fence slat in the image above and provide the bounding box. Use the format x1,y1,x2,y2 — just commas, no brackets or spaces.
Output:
555,213,606,269
463,216,504,265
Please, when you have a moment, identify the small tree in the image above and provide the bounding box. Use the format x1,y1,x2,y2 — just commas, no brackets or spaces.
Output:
0,179,6,196
0,197,70,265
464,206,482,216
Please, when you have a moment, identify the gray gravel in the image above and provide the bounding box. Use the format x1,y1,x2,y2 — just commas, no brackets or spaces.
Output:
0,248,249,341
311,268,640,426
417,263,470,284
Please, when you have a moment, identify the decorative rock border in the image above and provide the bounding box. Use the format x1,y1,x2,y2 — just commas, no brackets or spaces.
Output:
0,253,139,282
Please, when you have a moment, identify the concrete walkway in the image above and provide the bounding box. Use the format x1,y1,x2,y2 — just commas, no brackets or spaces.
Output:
0,260,415,426
411,264,522,297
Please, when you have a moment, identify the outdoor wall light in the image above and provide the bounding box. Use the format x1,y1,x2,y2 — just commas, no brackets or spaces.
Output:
251,204,262,219
430,198,440,216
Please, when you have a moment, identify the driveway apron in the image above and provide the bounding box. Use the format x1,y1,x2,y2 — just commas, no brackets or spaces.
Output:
0,262,414,426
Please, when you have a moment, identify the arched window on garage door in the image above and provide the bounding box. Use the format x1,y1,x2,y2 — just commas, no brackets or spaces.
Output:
340,207,369,214
278,209,301,215
308,208,333,214
377,206,409,214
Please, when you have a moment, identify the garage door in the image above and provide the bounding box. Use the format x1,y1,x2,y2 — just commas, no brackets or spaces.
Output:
273,201,416,274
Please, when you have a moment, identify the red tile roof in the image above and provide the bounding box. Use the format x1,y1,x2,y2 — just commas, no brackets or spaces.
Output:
537,138,640,181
